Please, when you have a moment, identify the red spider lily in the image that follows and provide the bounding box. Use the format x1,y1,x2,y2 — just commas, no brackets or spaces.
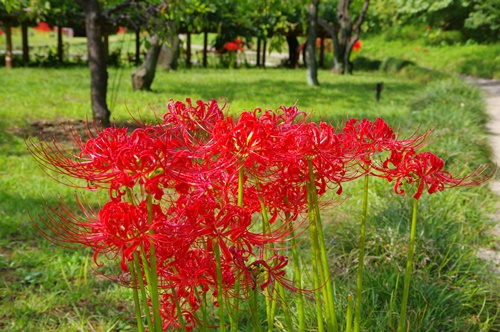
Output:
34,197,160,272
352,40,362,52
159,248,214,308
90,200,164,271
160,292,199,331
276,121,353,195
234,38,244,51
339,118,428,170
210,109,278,169
34,195,99,250
194,203,287,260
382,149,492,199
230,247,296,295
29,97,493,331
161,98,225,145
34,21,51,32
224,41,239,52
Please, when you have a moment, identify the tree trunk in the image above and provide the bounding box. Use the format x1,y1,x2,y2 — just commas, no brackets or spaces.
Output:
158,24,180,71
286,35,299,68
336,0,351,74
76,0,111,127
346,0,370,74
22,21,29,65
135,28,141,66
131,33,163,91
262,39,267,68
318,0,370,74
318,0,369,75
4,20,13,68
319,37,325,68
318,18,341,72
57,26,64,63
103,29,109,64
186,32,191,68
256,38,261,67
203,29,208,68
306,0,320,86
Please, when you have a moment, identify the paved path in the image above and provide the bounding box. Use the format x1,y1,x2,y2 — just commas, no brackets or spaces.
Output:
471,78,500,273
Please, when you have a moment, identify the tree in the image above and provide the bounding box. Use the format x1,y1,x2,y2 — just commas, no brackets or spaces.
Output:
306,0,320,86
0,0,32,68
131,32,163,90
369,0,499,42
75,0,110,127
130,0,170,91
41,0,81,63
319,0,370,74
464,0,500,41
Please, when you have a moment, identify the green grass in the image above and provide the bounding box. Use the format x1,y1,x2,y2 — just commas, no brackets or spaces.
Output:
1,66,499,331
1,67,420,126
357,34,500,79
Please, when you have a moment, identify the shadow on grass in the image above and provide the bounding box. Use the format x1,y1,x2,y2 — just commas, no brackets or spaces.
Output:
149,72,421,123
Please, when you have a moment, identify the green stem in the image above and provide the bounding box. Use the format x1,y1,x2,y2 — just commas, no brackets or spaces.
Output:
354,175,369,332
238,165,244,207
133,251,153,330
285,204,305,332
307,160,337,332
256,184,275,332
307,180,325,332
130,260,144,332
145,194,163,332
278,283,294,332
346,294,353,332
252,285,264,332
126,189,153,331
397,198,419,332
214,242,227,332
201,292,208,332
172,291,188,332
231,166,245,331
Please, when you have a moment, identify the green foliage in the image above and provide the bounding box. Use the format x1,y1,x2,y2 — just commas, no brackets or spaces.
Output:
368,0,499,42
383,24,426,41
465,0,500,41
425,29,463,45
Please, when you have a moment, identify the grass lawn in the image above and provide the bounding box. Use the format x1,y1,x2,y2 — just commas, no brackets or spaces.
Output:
0,66,499,331
359,34,500,79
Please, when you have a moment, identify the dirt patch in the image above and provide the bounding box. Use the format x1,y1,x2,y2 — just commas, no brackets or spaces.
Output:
11,119,141,143
11,119,91,142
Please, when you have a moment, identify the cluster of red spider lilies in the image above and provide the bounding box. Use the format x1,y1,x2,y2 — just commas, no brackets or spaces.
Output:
27,99,490,331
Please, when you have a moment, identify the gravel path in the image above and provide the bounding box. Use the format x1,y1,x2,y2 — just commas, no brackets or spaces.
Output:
471,78,500,273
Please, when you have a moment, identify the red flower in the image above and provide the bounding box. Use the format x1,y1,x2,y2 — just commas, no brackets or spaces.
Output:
352,40,362,52
339,118,428,171
382,149,491,199
224,41,238,52
34,22,51,32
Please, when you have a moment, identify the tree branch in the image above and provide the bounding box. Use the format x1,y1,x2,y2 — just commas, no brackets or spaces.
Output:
353,0,370,32
318,17,336,37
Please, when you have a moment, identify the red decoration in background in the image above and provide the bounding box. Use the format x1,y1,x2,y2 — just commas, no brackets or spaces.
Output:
34,22,51,32
353,40,362,52
224,42,238,52
223,38,244,52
